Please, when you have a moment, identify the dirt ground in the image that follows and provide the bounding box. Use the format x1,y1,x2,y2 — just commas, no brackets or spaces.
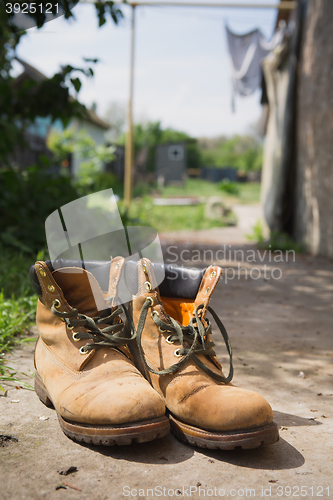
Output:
1,211,333,500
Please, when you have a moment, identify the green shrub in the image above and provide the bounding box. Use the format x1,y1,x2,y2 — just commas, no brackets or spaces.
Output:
47,127,117,197
219,179,240,195
76,171,123,197
246,219,265,244
0,165,79,255
247,220,305,253
265,232,305,253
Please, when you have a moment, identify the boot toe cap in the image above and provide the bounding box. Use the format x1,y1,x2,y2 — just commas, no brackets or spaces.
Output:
173,385,274,432
59,377,166,425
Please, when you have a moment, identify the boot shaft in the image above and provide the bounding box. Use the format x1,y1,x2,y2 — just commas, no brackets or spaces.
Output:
31,258,128,371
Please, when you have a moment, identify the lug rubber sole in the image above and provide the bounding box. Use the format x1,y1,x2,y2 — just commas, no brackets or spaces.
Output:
169,414,279,450
34,373,170,446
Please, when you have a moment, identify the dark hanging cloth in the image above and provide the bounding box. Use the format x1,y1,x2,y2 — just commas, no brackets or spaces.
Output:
260,69,269,105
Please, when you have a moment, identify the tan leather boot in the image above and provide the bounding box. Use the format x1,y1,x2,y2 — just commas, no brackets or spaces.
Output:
31,257,169,445
127,258,279,450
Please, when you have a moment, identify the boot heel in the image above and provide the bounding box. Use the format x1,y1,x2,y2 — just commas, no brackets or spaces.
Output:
34,373,54,408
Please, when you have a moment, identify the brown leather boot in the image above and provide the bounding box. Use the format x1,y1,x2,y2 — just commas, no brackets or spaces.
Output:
31,257,169,446
127,258,279,450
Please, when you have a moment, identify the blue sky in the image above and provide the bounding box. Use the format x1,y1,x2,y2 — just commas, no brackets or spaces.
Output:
14,0,278,137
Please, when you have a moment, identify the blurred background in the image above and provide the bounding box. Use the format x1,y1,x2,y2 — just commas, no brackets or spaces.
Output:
1,0,332,380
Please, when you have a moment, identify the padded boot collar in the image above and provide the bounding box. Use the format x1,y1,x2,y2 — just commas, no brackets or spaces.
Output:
53,267,107,317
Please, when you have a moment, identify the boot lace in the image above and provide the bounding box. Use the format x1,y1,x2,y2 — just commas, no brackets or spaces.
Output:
51,300,135,354
136,299,233,384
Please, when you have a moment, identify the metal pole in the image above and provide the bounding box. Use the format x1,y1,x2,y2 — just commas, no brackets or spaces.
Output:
124,5,136,209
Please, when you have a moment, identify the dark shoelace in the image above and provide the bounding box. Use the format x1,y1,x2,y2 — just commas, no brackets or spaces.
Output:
136,300,233,384
51,300,135,354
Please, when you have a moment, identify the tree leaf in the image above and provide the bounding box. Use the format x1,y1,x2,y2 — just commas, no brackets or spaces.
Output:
70,77,82,93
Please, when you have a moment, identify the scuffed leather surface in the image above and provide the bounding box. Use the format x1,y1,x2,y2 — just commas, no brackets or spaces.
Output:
35,338,165,425
129,258,274,432
34,261,166,425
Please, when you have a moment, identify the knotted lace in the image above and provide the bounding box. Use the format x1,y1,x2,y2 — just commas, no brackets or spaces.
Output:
136,300,233,383
51,300,135,354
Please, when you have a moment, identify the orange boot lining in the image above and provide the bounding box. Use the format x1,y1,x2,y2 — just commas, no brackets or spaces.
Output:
161,297,195,327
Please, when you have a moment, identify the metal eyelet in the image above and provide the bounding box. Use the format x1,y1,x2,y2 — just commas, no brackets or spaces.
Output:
210,271,217,278
142,263,148,274
174,349,182,358
115,263,119,270
53,299,61,309
151,310,159,319
113,278,117,285
166,335,174,344
47,285,55,293
146,297,153,306
158,327,167,333
39,268,46,277
144,281,152,291
67,324,74,330
205,287,210,294
72,332,80,342
79,346,88,355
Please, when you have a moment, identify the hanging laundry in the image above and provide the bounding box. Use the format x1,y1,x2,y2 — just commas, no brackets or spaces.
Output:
225,25,285,110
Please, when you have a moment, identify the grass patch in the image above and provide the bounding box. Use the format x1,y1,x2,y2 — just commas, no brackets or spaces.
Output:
162,179,222,198
161,179,261,204
235,182,261,204
124,180,260,232
126,197,230,232
0,292,36,352
0,246,38,392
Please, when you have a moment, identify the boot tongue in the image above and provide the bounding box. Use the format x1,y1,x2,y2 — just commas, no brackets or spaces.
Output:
53,268,107,317
192,265,222,318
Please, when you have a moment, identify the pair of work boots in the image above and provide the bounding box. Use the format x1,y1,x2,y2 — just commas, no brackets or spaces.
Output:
30,257,279,450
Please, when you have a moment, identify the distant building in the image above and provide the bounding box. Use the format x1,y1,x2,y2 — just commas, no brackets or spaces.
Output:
13,58,109,175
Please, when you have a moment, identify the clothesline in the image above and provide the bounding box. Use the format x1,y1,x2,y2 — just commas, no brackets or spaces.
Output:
137,9,275,22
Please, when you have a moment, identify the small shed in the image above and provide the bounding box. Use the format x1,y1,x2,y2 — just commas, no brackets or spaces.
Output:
156,142,187,187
